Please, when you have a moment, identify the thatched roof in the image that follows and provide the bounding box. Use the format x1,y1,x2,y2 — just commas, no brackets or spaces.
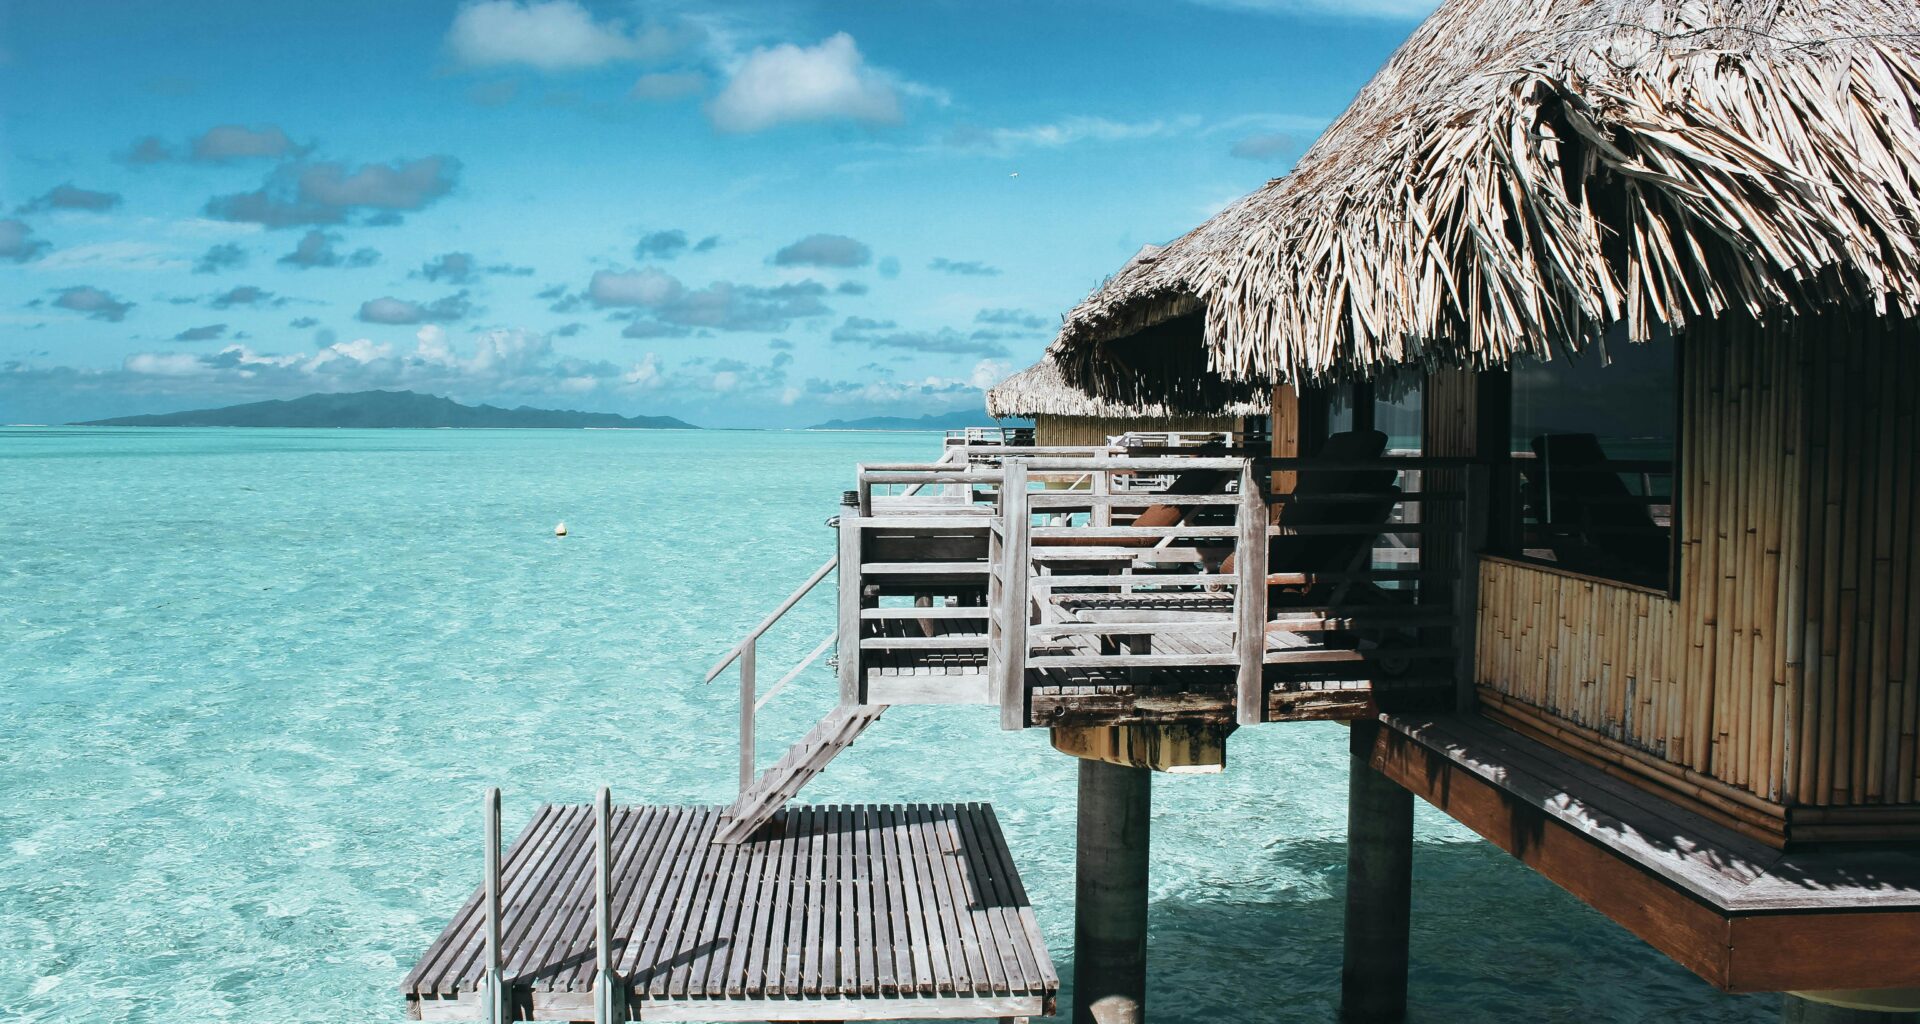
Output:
985,356,1262,419
1052,0,1920,409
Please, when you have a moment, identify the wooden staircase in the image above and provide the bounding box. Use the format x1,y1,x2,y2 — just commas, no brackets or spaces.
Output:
713,702,887,843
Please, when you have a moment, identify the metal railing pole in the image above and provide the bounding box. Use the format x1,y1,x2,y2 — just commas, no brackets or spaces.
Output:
997,459,1030,731
1235,459,1270,726
739,639,756,795
593,787,620,1024
482,787,506,1024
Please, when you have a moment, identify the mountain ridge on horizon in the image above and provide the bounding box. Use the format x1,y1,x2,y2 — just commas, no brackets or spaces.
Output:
806,409,1026,432
74,389,699,430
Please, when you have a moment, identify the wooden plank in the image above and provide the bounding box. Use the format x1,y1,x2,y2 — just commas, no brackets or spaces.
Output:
906,804,968,993
883,805,937,994
1028,492,1242,508
832,805,855,996
737,813,785,998
411,804,554,995
641,811,720,997
977,804,1052,992
1372,722,1734,987
950,802,1019,995
849,806,880,996
761,808,803,998
861,607,990,620
502,806,594,984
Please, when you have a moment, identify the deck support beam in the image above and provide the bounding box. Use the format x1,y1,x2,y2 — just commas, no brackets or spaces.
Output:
1074,758,1151,1024
1341,721,1414,1023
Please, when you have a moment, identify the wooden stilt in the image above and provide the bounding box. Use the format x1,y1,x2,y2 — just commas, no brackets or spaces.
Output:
1341,722,1412,1023
1074,758,1150,1024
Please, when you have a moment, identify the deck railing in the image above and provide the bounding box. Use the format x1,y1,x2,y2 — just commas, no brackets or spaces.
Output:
989,454,1489,726
702,555,838,794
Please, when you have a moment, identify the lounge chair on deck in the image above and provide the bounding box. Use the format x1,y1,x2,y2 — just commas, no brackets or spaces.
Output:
1521,432,1669,584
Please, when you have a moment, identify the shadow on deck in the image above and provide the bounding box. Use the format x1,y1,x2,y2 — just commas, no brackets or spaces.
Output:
404,802,1058,1022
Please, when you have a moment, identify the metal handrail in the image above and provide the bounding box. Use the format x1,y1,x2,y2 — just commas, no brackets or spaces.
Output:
703,553,842,797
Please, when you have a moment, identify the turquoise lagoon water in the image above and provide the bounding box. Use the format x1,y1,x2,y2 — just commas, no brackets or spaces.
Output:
0,427,1769,1023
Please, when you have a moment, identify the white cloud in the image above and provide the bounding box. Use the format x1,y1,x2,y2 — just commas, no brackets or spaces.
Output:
947,116,1194,153
448,0,641,69
623,352,664,389
588,268,683,307
35,242,188,272
708,33,902,133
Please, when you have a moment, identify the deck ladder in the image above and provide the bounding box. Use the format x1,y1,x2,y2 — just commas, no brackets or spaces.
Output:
703,554,886,843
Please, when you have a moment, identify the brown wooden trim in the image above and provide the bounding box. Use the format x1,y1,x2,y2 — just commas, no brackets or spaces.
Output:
1370,721,1734,985
1372,724,1920,993
1726,911,1920,992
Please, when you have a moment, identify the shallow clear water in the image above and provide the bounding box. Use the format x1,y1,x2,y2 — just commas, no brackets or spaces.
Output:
0,427,1771,1023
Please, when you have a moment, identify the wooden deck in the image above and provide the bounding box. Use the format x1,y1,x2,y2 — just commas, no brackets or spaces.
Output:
1374,713,1920,992
404,802,1057,1022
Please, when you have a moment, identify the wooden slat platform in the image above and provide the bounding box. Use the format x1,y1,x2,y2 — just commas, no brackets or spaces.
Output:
404,803,1058,1021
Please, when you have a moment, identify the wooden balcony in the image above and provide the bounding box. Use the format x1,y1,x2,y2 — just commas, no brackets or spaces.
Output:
838,441,1484,732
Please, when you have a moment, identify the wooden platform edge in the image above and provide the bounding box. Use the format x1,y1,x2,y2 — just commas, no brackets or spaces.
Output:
1373,714,1920,993
410,990,1048,1021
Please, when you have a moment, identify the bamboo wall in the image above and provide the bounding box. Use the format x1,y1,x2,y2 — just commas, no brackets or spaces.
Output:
1792,314,1920,807
1034,414,1239,448
1471,312,1920,812
1478,559,1681,754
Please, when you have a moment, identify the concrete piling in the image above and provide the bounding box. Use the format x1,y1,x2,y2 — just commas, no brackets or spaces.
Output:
1341,722,1414,1023
1074,758,1151,1024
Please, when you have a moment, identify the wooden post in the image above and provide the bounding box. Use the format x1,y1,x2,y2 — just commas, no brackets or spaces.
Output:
1352,381,1377,434
1341,722,1413,1024
998,459,1031,731
1236,459,1270,726
1454,463,1488,712
1074,758,1150,1024
1782,995,1920,1023
593,787,622,1024
482,787,507,1024
1092,450,1111,528
1272,385,1302,495
739,639,756,794
838,493,863,705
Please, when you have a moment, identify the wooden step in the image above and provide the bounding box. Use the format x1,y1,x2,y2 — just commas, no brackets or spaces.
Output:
713,703,887,844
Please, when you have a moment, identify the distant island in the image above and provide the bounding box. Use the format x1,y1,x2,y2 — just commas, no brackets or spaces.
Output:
75,390,698,430
808,410,1030,431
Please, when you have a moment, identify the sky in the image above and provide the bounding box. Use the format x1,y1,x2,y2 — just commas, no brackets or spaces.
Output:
0,0,1432,428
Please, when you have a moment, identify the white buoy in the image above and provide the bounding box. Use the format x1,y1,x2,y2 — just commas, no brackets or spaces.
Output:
554,521,568,537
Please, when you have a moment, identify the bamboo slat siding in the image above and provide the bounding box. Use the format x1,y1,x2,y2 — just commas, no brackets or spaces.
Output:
1794,315,1920,808
1475,313,1920,812
1478,559,1680,756
1034,414,1237,448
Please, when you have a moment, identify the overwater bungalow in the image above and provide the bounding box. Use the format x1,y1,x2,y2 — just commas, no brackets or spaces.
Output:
984,351,1260,450
402,0,1920,1021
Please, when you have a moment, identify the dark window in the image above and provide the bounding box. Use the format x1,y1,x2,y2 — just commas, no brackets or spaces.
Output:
1504,337,1678,591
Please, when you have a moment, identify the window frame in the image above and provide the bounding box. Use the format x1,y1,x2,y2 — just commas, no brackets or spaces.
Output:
1487,338,1684,600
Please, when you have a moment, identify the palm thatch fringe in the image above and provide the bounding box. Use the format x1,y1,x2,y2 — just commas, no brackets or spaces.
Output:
985,355,1264,419
1051,0,1920,409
